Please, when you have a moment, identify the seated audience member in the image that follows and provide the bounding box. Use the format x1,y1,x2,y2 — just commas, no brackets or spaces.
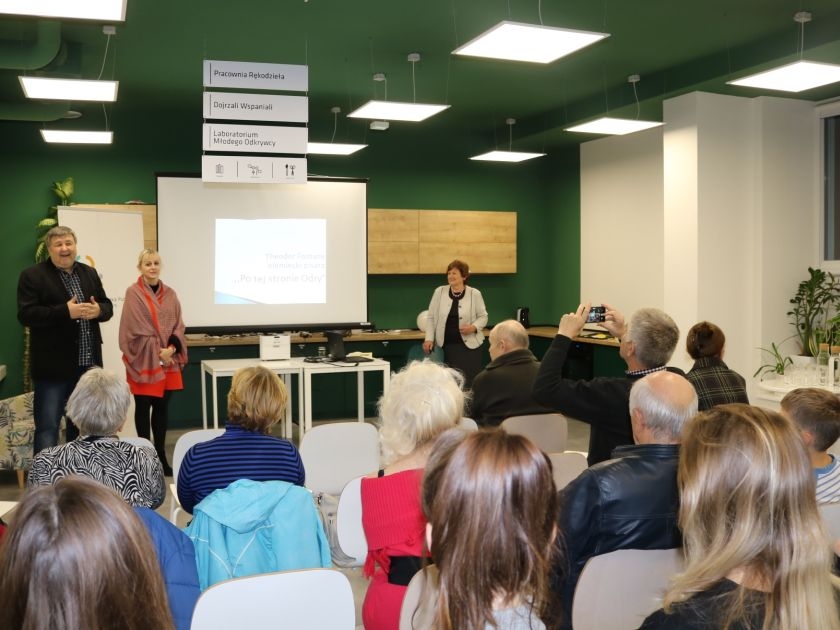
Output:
410,428,559,629
534,303,681,465
640,404,840,629
781,387,840,504
177,366,304,514
135,507,201,630
470,319,550,426
685,321,749,410
0,476,174,630
554,371,697,628
361,360,464,630
28,367,165,508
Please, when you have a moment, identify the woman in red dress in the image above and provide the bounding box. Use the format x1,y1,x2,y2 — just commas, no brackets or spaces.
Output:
119,249,187,475
360,360,465,630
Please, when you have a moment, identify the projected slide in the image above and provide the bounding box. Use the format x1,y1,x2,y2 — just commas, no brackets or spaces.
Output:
214,218,327,304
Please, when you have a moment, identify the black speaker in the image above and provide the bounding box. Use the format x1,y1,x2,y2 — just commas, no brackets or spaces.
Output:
516,307,530,328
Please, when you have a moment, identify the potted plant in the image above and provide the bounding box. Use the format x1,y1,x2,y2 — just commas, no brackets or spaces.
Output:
787,267,840,357
753,342,792,380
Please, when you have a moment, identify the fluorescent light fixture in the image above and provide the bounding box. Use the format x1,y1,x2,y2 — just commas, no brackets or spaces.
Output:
40,130,113,144
20,77,118,102
0,0,127,21
727,60,840,93
307,142,367,156
470,150,545,163
347,100,449,122
565,117,663,135
453,20,609,64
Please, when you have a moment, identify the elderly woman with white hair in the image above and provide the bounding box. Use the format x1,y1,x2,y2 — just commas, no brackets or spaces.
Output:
28,367,165,508
360,360,466,630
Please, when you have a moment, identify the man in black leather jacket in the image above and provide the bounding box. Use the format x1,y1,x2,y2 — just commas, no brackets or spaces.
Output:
553,370,698,628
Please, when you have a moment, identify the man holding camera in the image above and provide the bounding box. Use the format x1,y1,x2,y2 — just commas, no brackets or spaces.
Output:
533,303,681,465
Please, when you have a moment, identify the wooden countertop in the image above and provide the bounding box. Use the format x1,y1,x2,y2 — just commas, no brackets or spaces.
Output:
186,327,619,348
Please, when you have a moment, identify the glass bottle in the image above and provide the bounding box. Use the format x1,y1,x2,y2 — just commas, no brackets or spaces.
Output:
832,344,840,389
817,342,830,387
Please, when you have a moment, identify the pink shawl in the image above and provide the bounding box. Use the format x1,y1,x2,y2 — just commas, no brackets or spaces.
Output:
119,277,188,385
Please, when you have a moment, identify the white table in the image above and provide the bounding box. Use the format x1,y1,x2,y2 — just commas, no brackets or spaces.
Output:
299,358,391,434
200,357,390,440
200,358,303,438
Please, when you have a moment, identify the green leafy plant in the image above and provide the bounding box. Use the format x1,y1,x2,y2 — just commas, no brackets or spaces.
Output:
753,342,793,380
787,267,840,357
34,177,74,262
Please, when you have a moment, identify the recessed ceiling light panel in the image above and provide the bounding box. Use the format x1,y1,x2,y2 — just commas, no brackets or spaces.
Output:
565,117,663,135
727,60,840,93
307,142,367,156
0,0,126,20
470,150,545,163
20,77,119,102
40,130,113,144
453,20,609,64
348,100,449,122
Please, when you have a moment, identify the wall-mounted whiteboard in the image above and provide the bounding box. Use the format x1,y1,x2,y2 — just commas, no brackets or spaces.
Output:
157,175,369,333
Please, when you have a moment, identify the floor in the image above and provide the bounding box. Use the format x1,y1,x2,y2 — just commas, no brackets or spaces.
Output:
0,417,590,627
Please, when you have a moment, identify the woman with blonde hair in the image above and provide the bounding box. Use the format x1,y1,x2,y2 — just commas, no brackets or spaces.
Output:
119,248,188,474
0,476,174,630
415,428,559,629
361,360,465,630
176,366,304,513
640,404,840,629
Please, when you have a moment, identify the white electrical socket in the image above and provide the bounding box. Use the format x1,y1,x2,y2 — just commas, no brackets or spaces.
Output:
0,364,6,381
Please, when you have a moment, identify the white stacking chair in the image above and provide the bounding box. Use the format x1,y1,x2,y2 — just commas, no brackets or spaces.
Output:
299,422,380,496
459,417,479,431
501,413,568,453
572,548,684,630
190,568,355,630
819,502,840,542
169,428,225,524
547,451,588,490
335,476,367,566
399,566,438,630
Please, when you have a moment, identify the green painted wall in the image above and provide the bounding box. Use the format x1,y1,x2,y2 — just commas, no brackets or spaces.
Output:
0,116,581,396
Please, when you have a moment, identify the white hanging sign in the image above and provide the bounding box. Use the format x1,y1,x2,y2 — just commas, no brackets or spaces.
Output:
204,92,308,123
202,123,307,154
201,155,307,184
203,60,308,92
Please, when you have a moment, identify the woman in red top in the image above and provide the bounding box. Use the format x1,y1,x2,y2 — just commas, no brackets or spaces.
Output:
119,249,187,475
360,360,465,630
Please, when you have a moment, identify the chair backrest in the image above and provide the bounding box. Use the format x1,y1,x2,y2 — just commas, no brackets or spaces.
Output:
172,429,225,485
299,422,380,495
335,476,366,565
547,451,588,490
399,565,438,630
191,568,355,630
572,548,684,630
501,413,568,453
820,502,840,542
459,417,479,431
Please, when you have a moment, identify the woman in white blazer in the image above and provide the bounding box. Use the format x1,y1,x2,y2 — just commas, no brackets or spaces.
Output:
422,259,488,388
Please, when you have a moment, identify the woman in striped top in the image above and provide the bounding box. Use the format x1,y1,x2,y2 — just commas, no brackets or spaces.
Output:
176,366,304,514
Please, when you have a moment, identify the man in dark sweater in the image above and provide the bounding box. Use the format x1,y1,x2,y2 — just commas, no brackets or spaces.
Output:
533,303,680,465
470,319,550,426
